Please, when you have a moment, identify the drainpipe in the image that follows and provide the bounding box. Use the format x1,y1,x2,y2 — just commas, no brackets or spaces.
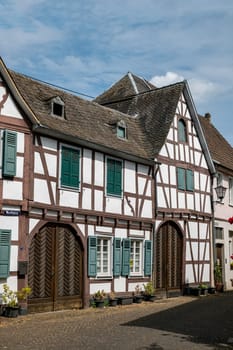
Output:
152,160,161,285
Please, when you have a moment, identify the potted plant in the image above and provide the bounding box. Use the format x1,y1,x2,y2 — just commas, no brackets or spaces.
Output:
133,284,143,303
93,289,106,308
108,292,118,307
214,263,224,292
143,282,156,301
198,283,208,296
17,285,31,315
2,284,19,317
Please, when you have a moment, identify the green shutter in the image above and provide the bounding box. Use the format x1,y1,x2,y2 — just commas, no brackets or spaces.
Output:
186,169,194,191
122,238,130,276
88,236,97,277
61,147,80,188
144,240,152,276
113,238,121,276
107,158,122,196
177,167,185,190
0,230,11,278
3,130,17,177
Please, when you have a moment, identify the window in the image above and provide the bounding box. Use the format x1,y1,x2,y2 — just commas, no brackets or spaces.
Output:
61,146,80,189
0,230,11,278
178,119,187,142
106,158,122,197
177,167,194,191
215,227,223,239
116,120,127,139
229,178,233,205
51,96,65,118
97,237,111,276
130,240,142,275
2,130,17,177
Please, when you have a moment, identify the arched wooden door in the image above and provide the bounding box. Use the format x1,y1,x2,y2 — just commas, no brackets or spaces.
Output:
28,224,83,312
155,221,183,296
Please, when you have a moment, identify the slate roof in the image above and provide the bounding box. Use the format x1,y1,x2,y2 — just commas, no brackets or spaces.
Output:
96,81,185,157
94,72,156,104
7,69,151,162
199,114,233,171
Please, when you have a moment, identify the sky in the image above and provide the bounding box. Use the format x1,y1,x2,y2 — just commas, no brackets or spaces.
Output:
1,0,233,145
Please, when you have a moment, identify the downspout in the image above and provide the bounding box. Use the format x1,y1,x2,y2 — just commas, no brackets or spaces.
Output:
152,160,161,285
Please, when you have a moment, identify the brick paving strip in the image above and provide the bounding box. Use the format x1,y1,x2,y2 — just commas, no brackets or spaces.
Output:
0,296,228,350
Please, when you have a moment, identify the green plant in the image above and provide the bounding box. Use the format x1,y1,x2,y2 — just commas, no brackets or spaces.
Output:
143,281,155,296
214,264,222,283
198,284,207,289
108,292,116,300
2,284,18,307
134,284,142,296
2,284,31,308
94,289,105,300
17,286,31,302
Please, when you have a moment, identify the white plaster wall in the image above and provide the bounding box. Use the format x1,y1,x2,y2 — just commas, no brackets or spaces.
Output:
45,153,57,177
124,197,135,216
171,188,177,208
159,145,167,157
0,216,19,240
82,187,92,209
17,132,25,153
186,193,194,210
40,137,57,151
34,152,44,174
141,200,152,218
105,197,122,214
188,222,198,239
178,192,185,209
157,187,166,207
94,190,103,211
59,190,79,207
94,152,104,186
138,164,148,175
76,223,85,237
124,161,135,193
0,276,18,296
160,164,169,184
185,264,195,283
202,264,210,281
90,283,111,295
199,223,208,239
114,277,126,292
115,228,127,238
194,193,200,212
167,143,174,159
3,180,22,200
10,245,18,271
170,166,176,185
166,128,173,141
34,179,51,204
83,149,92,184
29,218,40,233
16,157,24,178
1,94,23,119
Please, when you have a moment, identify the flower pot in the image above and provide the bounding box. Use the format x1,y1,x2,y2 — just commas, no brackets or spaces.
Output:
117,296,133,305
133,295,143,304
4,306,19,318
144,294,156,302
109,299,118,307
95,300,105,308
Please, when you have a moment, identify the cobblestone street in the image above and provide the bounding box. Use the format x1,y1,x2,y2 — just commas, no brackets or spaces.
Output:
0,294,233,350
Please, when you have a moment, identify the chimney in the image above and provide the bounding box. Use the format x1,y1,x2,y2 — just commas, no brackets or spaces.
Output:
204,112,211,122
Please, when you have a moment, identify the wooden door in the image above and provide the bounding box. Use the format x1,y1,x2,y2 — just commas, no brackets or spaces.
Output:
155,222,183,296
28,224,83,312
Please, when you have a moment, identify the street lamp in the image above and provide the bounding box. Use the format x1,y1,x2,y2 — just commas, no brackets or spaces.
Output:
215,185,227,201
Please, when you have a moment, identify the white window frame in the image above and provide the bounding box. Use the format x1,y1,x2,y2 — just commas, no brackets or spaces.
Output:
96,236,112,277
130,239,143,276
229,177,233,206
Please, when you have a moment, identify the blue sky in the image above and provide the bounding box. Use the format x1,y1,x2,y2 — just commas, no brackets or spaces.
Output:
1,0,233,145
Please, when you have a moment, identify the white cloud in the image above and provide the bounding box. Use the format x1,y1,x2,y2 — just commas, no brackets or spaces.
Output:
150,72,184,87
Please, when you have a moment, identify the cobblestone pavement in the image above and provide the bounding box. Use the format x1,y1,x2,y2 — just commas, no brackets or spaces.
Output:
0,294,233,350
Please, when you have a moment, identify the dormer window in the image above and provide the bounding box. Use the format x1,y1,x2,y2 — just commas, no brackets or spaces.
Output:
117,120,127,139
51,96,65,118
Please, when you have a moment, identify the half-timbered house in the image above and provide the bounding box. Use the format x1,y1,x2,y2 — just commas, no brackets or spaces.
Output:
95,73,216,297
200,113,233,291
0,59,155,312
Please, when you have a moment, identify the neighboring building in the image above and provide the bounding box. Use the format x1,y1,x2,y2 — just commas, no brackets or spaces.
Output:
199,113,233,291
95,73,216,297
0,59,216,313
